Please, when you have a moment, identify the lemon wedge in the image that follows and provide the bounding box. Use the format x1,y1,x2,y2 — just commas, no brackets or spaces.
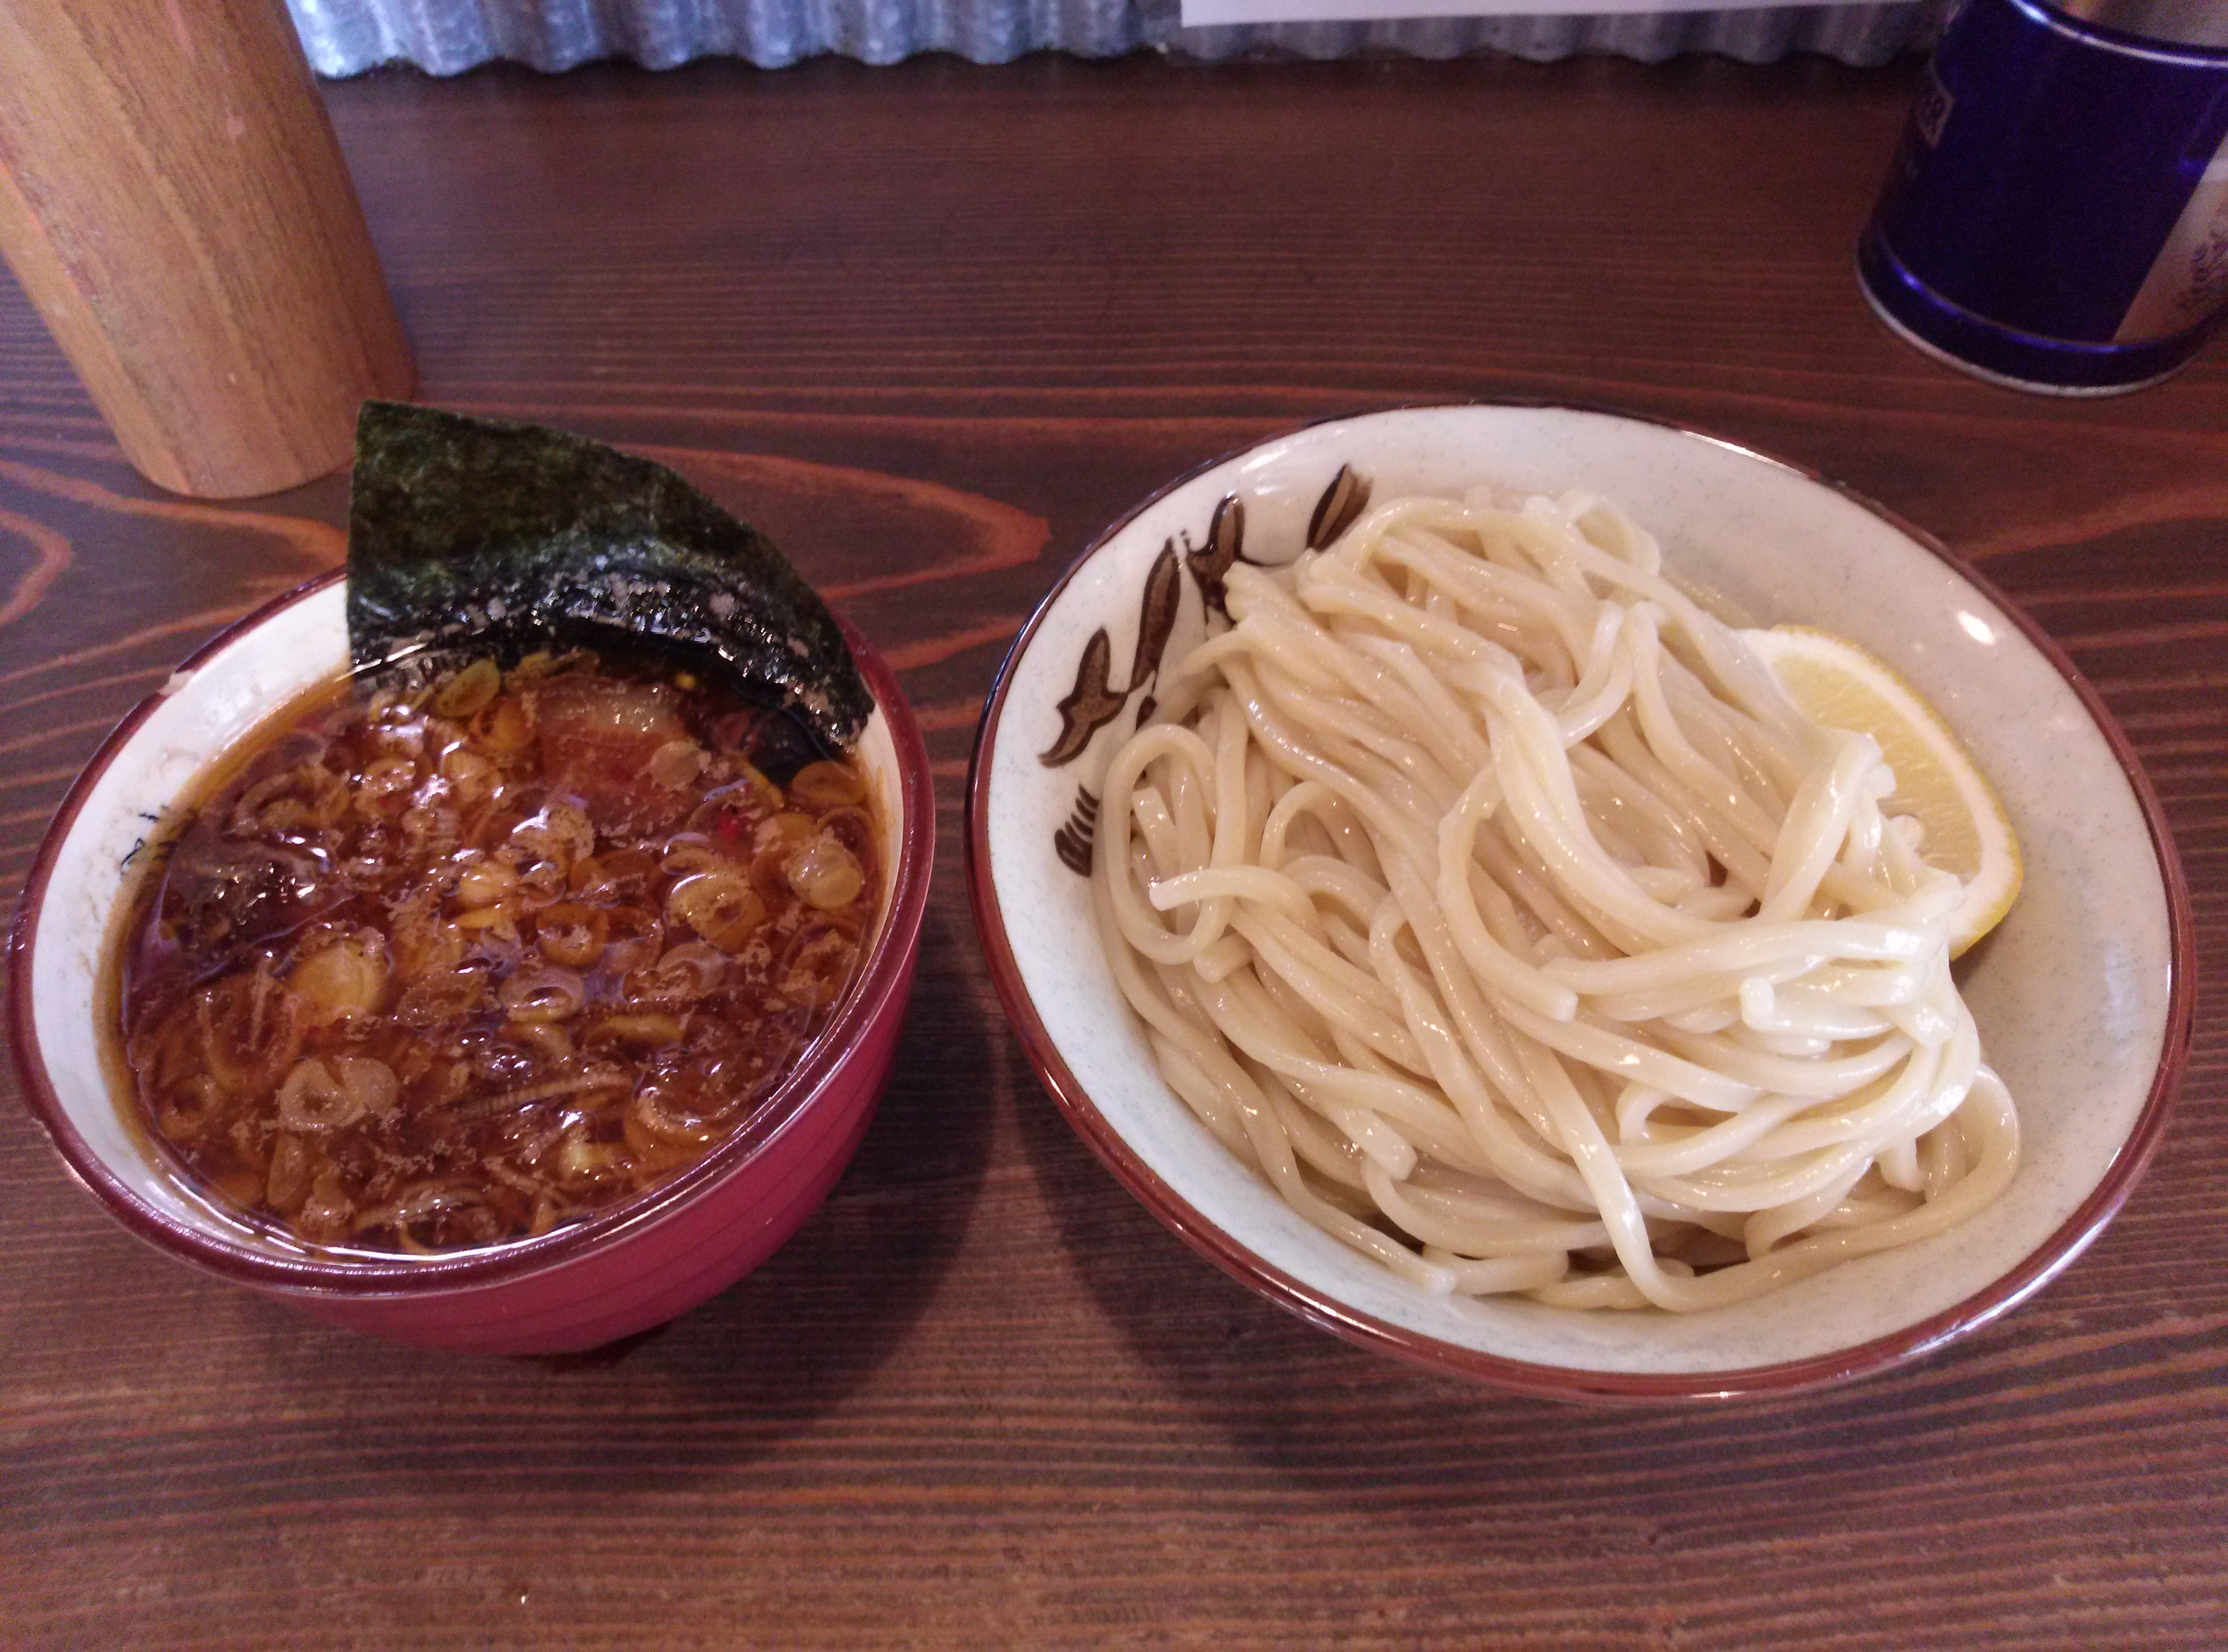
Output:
1742,625,2022,956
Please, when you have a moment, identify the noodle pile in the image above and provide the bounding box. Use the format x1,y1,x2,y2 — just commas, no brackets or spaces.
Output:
1094,488,2018,1310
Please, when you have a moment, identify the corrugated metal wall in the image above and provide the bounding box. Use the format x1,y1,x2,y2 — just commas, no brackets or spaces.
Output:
289,0,1937,76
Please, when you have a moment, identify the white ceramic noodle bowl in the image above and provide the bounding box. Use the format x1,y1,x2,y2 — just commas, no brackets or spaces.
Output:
966,404,2193,1402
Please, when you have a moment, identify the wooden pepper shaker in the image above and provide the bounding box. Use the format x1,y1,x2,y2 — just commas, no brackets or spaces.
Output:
0,0,414,498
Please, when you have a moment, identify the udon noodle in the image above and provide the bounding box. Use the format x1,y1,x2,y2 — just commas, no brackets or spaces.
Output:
1094,487,2018,1310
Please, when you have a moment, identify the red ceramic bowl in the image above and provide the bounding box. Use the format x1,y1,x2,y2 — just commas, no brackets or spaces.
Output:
9,572,933,1354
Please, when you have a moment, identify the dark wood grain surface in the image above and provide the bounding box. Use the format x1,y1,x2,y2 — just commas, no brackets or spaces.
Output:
2,51,2222,1648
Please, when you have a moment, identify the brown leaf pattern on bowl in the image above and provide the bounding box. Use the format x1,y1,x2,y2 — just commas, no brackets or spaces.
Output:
1053,787,1099,878
1182,495,1247,621
1307,464,1371,552
1041,469,1368,874
1039,539,1183,768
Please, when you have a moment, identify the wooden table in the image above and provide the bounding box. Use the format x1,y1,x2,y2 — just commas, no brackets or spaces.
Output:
2,52,2221,1647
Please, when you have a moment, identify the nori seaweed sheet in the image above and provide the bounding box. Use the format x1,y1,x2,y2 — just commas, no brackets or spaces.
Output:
345,402,871,753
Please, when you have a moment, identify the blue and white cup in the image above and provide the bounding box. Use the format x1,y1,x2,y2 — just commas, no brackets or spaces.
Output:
1859,0,2228,394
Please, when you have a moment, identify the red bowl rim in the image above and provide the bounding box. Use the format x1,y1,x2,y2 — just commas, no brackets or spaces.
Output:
8,568,936,1296
964,400,2197,1405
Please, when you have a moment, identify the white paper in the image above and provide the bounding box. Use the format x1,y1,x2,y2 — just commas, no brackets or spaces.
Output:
1182,0,1850,24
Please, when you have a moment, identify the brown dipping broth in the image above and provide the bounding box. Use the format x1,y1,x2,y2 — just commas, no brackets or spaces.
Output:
115,649,881,1254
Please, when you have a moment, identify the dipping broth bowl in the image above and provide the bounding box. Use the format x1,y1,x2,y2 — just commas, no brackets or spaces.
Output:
10,571,933,1355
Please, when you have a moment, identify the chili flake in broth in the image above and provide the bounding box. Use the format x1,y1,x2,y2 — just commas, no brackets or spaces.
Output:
116,649,880,1254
